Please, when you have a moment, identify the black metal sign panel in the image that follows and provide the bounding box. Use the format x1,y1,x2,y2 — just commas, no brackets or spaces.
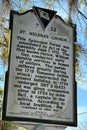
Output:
2,6,77,126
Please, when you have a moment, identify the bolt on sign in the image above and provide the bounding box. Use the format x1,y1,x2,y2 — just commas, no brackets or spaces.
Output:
2,6,77,126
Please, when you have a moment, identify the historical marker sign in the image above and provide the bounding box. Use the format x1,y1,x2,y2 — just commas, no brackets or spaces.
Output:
2,7,77,126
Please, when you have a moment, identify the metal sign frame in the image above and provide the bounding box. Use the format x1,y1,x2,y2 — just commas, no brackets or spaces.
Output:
2,7,77,126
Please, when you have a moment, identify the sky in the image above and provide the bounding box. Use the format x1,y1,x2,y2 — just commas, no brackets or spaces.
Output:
57,1,87,129
0,0,87,130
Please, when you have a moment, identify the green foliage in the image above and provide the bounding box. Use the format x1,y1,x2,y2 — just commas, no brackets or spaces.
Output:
0,88,3,97
0,87,3,118
0,88,17,130
1,121,16,130
0,107,2,118
0,28,10,64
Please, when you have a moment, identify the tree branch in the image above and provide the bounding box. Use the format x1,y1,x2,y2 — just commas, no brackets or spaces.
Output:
74,4,87,20
58,0,69,16
0,42,8,48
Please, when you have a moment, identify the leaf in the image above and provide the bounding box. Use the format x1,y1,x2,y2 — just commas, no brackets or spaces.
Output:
1,47,8,64
75,43,81,52
75,58,79,73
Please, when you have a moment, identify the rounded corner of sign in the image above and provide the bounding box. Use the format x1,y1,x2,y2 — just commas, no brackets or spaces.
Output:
69,119,77,127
